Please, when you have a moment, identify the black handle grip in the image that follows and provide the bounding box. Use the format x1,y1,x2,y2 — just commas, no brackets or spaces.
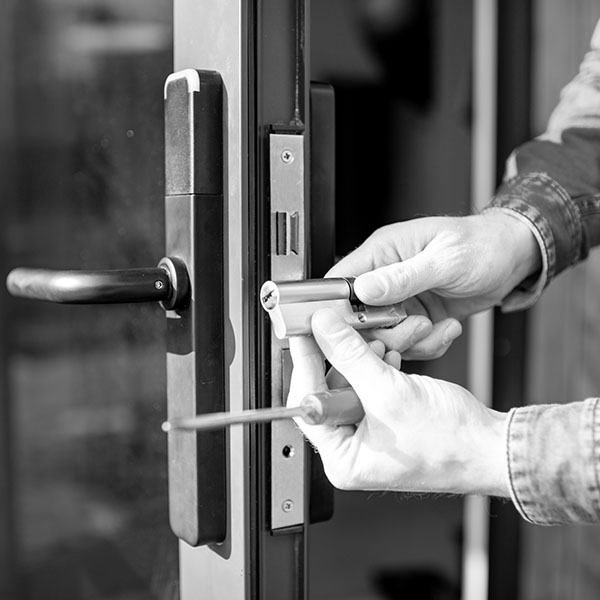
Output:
6,257,188,309
6,267,170,304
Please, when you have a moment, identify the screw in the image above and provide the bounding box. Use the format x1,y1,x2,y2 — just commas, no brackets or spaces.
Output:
282,499,294,513
357,313,367,323
282,445,295,459
281,149,294,164
154,280,165,290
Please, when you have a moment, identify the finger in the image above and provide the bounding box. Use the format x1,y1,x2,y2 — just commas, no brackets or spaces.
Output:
288,336,355,450
414,290,451,324
325,367,347,390
326,340,385,388
311,308,392,403
353,249,447,306
362,314,432,353
402,318,463,360
383,350,402,370
325,242,376,279
368,339,387,359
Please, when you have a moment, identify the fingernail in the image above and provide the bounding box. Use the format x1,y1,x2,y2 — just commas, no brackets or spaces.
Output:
355,274,387,301
443,321,462,345
312,308,348,335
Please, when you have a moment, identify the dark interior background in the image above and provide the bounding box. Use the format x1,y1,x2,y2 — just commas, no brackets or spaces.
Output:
309,2,471,598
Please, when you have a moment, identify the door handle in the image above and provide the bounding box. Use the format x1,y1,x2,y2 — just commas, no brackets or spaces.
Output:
6,69,227,549
6,257,189,309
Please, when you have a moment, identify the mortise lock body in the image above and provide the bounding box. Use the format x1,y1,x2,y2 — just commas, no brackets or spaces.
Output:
260,277,407,339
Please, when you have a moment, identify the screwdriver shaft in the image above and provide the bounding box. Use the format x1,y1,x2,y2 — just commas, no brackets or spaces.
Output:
163,405,307,432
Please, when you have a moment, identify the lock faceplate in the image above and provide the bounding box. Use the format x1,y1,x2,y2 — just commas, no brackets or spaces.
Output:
269,133,307,531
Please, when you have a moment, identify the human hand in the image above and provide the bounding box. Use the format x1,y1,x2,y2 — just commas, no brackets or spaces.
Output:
328,210,541,359
288,309,509,496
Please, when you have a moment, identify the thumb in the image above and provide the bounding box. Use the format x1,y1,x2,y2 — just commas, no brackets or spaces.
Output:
353,249,446,305
311,308,390,402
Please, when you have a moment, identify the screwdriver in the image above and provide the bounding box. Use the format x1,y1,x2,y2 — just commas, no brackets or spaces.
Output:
161,387,364,432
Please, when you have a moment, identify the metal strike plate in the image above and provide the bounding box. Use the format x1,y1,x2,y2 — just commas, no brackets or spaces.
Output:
164,69,226,547
269,133,307,531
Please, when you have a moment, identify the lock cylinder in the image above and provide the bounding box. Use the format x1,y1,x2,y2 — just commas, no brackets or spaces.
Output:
260,278,407,339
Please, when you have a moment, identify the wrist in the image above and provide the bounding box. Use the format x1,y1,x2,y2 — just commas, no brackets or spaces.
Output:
480,209,542,288
462,407,510,497
422,407,510,497
428,404,509,497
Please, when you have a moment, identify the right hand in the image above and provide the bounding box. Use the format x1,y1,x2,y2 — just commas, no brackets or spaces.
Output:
288,309,509,496
328,210,541,359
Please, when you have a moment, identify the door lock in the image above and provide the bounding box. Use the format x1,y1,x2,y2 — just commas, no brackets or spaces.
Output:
260,277,407,338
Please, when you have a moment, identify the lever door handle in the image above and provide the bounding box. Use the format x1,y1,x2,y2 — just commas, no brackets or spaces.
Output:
6,257,189,310
6,69,226,548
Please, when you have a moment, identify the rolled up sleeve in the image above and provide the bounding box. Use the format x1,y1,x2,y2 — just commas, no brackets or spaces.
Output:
506,398,600,525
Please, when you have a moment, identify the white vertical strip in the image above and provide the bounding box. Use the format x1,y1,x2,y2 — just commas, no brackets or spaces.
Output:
462,0,497,599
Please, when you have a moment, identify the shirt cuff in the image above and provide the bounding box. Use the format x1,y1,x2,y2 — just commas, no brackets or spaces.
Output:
487,172,586,304
506,398,600,526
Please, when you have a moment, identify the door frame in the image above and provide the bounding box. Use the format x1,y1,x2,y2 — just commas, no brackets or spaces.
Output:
173,1,311,598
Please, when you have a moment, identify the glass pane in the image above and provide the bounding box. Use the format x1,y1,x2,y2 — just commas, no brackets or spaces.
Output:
1,1,177,598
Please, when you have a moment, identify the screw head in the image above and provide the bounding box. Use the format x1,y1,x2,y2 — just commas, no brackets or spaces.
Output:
282,444,295,459
357,312,367,323
281,149,294,164
154,280,165,290
282,499,294,513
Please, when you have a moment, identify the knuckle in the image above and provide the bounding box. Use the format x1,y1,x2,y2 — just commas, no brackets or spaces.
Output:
370,223,394,242
388,264,412,289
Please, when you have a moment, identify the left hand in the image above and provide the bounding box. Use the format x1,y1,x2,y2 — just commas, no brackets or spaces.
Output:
326,212,541,359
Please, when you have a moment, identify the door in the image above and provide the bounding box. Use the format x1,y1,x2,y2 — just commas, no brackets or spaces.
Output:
2,0,318,598
0,0,178,599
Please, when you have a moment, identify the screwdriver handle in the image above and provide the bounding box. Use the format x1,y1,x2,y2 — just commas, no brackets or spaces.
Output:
162,387,365,432
300,388,365,426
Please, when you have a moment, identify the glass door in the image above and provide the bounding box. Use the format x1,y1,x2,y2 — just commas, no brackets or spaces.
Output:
1,1,178,598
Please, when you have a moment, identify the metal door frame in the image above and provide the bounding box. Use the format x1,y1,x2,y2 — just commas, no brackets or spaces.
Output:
174,1,310,598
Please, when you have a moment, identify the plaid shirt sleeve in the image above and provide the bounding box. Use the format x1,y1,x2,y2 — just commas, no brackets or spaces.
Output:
484,19,600,312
